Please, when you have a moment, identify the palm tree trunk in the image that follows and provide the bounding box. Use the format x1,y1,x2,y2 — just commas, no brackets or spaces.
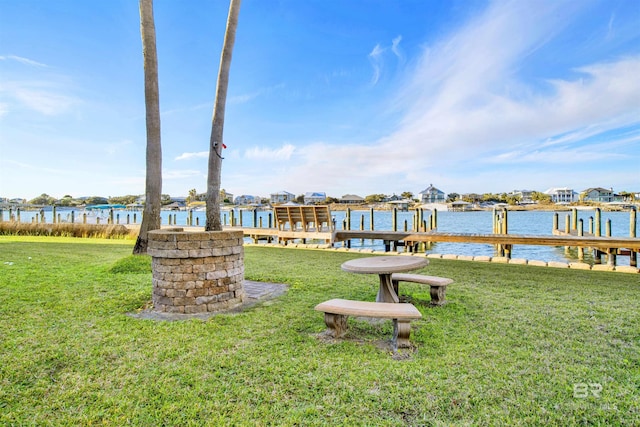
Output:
205,0,242,231
133,0,162,254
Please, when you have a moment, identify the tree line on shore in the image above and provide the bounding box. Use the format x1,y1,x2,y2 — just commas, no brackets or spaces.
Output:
4,188,638,209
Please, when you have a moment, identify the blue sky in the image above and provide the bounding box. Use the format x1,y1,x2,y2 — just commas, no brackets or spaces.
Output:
1,0,639,201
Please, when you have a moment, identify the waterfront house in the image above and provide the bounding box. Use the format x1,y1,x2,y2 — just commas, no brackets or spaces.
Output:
544,187,577,204
234,195,260,205
304,192,327,205
510,190,534,204
270,191,295,204
582,187,615,203
340,194,365,204
387,199,411,211
419,184,446,204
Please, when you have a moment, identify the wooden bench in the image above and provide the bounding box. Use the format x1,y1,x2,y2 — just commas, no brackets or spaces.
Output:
315,298,422,349
391,273,453,306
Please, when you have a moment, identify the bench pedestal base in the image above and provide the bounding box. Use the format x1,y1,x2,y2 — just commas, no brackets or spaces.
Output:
429,286,447,306
323,313,412,349
324,313,348,338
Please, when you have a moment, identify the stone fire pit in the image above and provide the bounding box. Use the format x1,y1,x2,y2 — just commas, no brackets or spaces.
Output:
147,229,245,314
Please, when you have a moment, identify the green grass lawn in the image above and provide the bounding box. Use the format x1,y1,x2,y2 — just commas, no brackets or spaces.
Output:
1,236,638,426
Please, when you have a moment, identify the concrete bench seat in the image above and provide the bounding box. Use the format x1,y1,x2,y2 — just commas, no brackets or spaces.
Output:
315,298,422,349
391,273,453,306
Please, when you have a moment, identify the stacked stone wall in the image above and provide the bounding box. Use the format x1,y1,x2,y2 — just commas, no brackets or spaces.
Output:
148,229,245,313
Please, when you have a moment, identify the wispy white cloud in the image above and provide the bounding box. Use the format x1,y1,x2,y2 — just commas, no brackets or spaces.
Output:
243,0,639,195
368,36,404,86
0,80,78,115
368,44,384,85
163,169,204,180
105,139,133,156
245,143,295,161
391,35,403,61
0,55,48,67
229,83,286,104
175,151,209,161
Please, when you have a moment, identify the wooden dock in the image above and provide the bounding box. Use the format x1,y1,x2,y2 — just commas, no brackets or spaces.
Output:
230,204,639,268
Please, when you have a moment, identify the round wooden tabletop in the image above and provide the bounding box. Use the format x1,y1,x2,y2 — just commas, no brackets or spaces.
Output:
341,255,429,274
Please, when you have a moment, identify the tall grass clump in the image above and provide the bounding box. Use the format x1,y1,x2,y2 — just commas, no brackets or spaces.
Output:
0,222,137,239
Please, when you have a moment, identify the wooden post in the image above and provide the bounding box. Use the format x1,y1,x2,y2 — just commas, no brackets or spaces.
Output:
594,208,601,237
52,206,57,224
16,209,20,223
253,209,257,228
230,210,235,227
593,208,602,263
589,217,594,234
631,208,637,267
134,213,137,224
40,209,45,223
605,219,616,266
268,213,272,228
189,210,194,226
369,208,374,231
71,211,75,224
432,208,437,230
346,208,351,230
564,214,571,255
578,219,584,260
571,208,577,231
168,215,172,225
502,209,509,258
196,217,200,226
502,209,508,234
127,214,130,225
553,212,558,232
109,209,114,224
239,209,243,227
494,208,507,256
0,208,3,222
392,208,397,231
116,214,120,224
83,213,87,224
97,217,101,225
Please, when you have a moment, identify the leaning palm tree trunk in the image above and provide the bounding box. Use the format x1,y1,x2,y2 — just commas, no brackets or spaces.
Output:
133,0,162,254
205,0,241,231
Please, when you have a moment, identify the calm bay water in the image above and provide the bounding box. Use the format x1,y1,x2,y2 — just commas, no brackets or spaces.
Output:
11,207,637,265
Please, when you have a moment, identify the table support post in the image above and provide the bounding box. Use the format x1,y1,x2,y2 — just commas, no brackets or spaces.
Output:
377,274,399,303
